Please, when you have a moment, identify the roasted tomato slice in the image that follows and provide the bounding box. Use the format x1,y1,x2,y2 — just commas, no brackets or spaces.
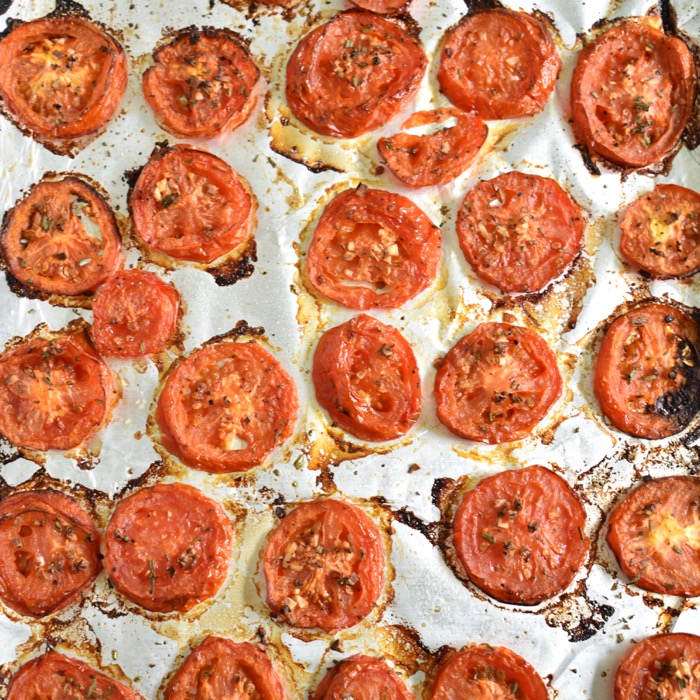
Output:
7,651,142,700
348,0,410,12
615,633,700,700
435,322,562,444
165,636,288,700
431,645,549,700
454,465,588,605
593,303,700,439
0,15,127,144
620,184,700,279
104,483,233,613
377,108,487,188
457,171,584,294
0,490,101,617
438,8,560,120
571,20,696,169
143,27,259,139
313,655,412,700
130,144,256,265
92,269,180,358
312,314,421,442
0,330,118,451
306,187,441,310
156,340,298,473
1,176,122,297
607,475,700,597
286,11,427,139
263,499,385,632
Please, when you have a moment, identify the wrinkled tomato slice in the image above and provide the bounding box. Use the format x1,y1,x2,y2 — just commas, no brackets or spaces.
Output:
313,655,412,700
0,490,101,617
0,330,118,451
594,303,700,439
0,15,127,142
307,187,441,310
454,466,588,605
378,108,487,188
7,651,141,700
438,9,560,120
130,144,256,265
431,645,549,700
312,314,421,442
157,340,298,473
615,633,700,700
457,171,584,294
143,27,259,139
165,636,288,700
608,475,700,597
1,176,123,296
435,322,562,444
263,499,385,632
286,11,427,139
571,21,696,168
348,0,410,13
92,269,180,358
104,483,233,613
620,184,700,279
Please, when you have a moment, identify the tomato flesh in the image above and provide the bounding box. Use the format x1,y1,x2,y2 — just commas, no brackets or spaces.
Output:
313,655,412,700
348,0,410,12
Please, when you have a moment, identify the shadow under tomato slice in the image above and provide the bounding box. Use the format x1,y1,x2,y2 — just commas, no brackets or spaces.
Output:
593,303,700,439
263,499,385,632
435,322,562,444
143,27,259,139
614,633,700,700
156,340,298,473
0,490,101,617
312,314,421,442
313,655,412,700
306,187,441,310
438,8,560,121
286,11,426,139
607,475,700,597
131,144,256,265
0,15,127,144
1,176,123,297
571,21,696,169
7,651,142,700
378,108,487,188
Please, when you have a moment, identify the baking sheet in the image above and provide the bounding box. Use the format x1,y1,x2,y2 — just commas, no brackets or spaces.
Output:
0,0,699,696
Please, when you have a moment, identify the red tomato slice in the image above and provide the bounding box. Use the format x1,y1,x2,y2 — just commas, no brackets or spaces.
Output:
593,303,700,439
607,475,700,597
263,499,385,632
431,645,549,700
614,633,700,700
377,108,487,188
0,15,127,144
347,0,410,13
286,11,427,139
0,490,101,617
438,9,560,120
156,340,298,473
571,21,696,168
313,655,412,700
0,176,123,296
7,651,141,700
143,27,259,139
457,171,584,294
92,269,180,358
130,144,256,265
306,187,441,310
0,330,118,451
104,483,233,613
435,322,562,444
165,636,288,700
619,184,700,279
312,314,421,442
454,466,588,605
